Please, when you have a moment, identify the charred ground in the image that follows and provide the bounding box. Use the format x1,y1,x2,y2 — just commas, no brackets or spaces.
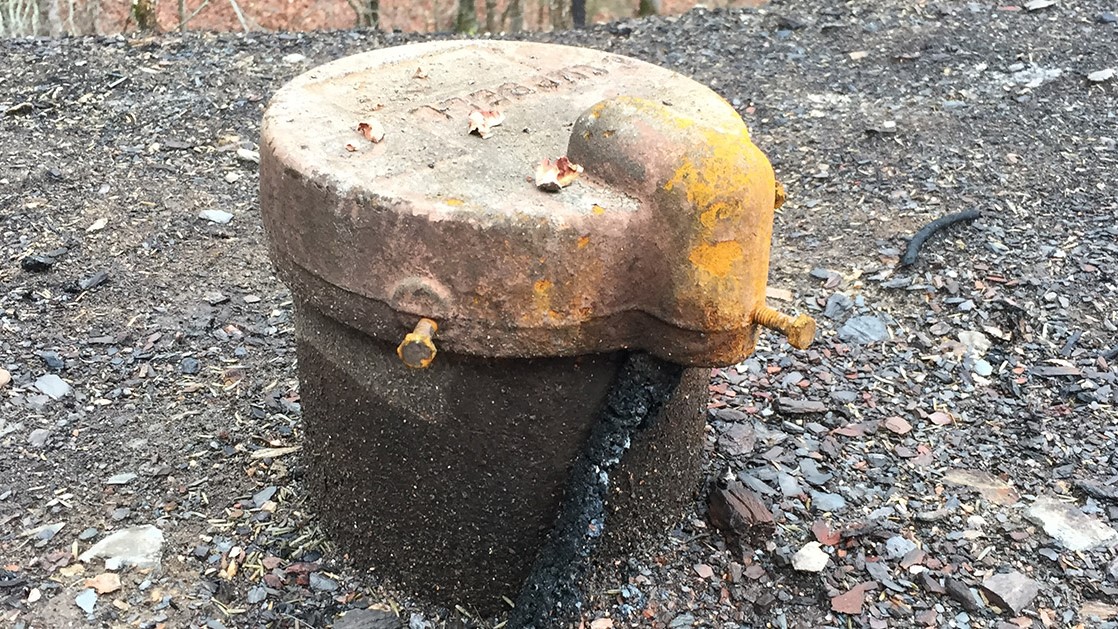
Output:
2,1,1117,627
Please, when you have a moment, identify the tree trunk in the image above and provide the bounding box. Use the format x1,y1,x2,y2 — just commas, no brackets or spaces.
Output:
571,0,584,28
348,0,379,27
0,0,47,36
501,0,522,31
131,0,158,30
637,0,659,17
548,0,568,29
484,0,497,32
45,0,62,35
455,0,476,32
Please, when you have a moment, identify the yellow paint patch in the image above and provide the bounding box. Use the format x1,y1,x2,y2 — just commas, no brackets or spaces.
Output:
577,235,590,249
689,241,743,278
591,204,606,215
444,198,464,207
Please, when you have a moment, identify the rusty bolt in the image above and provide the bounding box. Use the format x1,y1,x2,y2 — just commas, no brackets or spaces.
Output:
397,318,439,369
753,306,815,349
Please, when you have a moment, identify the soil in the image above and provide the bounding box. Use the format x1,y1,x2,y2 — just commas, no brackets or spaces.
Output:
2,0,1118,628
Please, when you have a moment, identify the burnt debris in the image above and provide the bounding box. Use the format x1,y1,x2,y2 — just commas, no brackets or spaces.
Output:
510,353,683,628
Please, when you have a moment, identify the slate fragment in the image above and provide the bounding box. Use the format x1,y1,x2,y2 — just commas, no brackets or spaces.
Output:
980,571,1040,614
707,480,775,547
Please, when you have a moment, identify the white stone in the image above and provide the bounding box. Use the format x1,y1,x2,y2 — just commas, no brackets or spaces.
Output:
1026,495,1118,552
199,209,234,224
78,525,164,570
792,541,830,572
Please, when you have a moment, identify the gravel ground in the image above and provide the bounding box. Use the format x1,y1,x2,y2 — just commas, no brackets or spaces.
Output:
2,1,1117,627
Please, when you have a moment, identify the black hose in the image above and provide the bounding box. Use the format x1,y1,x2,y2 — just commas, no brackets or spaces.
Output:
899,209,982,267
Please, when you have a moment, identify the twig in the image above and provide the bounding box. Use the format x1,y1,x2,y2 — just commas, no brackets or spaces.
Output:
178,0,209,31
899,209,982,267
227,0,250,32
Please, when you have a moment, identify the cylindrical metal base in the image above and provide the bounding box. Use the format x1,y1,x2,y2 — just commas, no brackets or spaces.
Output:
295,303,707,614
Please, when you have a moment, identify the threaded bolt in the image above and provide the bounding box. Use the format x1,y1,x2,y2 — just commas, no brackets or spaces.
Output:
397,318,439,369
753,305,815,349
774,181,786,209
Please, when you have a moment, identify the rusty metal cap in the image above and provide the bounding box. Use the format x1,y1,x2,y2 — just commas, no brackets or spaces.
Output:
260,41,812,366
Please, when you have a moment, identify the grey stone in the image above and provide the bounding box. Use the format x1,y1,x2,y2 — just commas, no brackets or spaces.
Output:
718,423,756,457
78,527,99,541
105,472,137,485
981,571,1040,614
40,351,65,370
944,577,982,612
34,374,71,399
309,573,339,592
777,472,804,498
75,589,97,614
246,586,268,604
800,458,833,486
333,609,405,629
777,397,827,414
885,535,918,559
810,490,847,512
823,292,854,320
22,521,65,546
78,525,164,570
28,428,49,448
253,486,278,508
838,315,889,344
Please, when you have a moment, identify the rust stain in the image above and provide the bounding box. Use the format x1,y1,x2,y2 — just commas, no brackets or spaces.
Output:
577,235,590,249
663,125,758,284
688,241,743,278
532,278,553,318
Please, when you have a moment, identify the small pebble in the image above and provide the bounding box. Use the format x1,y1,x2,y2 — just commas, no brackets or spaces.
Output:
181,357,201,374
199,209,234,224
28,428,50,448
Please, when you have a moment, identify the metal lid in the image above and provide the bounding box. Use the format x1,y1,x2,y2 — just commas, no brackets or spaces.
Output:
260,40,812,366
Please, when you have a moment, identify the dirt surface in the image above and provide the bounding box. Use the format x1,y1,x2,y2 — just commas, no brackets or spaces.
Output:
2,1,1118,628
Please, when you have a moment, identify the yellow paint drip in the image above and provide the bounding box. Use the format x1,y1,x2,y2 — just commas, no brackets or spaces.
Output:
444,198,465,207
